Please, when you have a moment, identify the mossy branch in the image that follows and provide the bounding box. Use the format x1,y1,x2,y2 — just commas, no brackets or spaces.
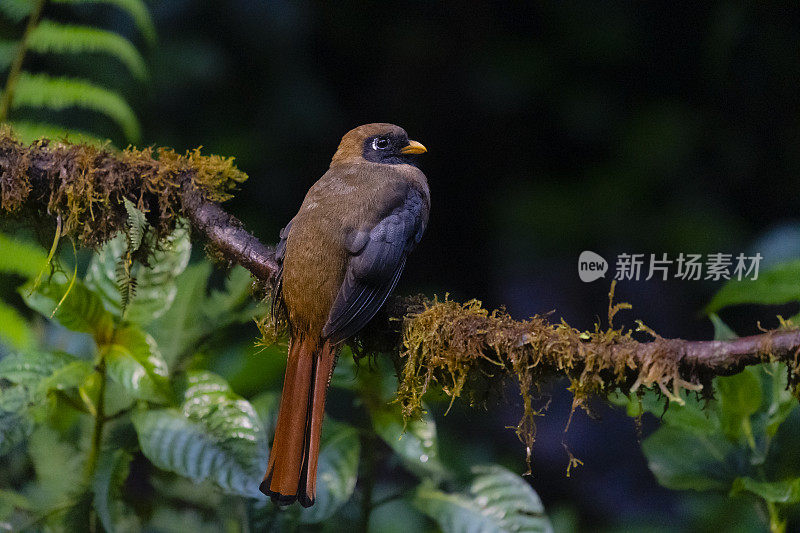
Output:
2,131,800,457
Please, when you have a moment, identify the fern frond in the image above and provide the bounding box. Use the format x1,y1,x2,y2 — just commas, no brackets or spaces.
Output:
9,120,108,145
9,72,140,141
0,0,33,23
51,0,156,45
0,41,17,72
115,256,137,314
28,20,147,80
123,197,148,251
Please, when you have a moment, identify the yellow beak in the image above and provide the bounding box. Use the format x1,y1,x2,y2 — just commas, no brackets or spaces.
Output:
400,140,427,155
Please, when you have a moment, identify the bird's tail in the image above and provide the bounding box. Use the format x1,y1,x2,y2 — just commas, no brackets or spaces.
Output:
260,337,337,507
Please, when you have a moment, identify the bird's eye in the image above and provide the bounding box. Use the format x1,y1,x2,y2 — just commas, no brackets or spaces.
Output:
372,137,390,150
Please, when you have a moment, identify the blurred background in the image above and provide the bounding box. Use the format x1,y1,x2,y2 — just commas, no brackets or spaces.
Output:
4,1,800,530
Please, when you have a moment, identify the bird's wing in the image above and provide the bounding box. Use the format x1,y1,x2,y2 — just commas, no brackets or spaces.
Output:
322,185,427,343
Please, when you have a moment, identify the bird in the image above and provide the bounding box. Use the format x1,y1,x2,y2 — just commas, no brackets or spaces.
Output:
260,123,429,507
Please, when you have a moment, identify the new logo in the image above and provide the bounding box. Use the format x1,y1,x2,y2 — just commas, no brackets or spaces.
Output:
578,251,608,282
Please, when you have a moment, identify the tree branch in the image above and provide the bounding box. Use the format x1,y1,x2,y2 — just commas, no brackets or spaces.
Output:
2,132,799,427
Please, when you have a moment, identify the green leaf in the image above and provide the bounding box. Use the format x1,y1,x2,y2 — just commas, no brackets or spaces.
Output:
0,41,14,71
731,476,800,504
92,449,134,533
0,233,48,278
150,263,259,366
26,427,86,509
102,326,170,402
250,390,279,440
764,362,796,436
52,0,157,45
205,265,257,322
371,403,446,480
0,299,33,350
0,0,33,23
299,421,360,524
132,371,266,497
149,262,211,365
716,368,762,445
0,387,33,456
28,20,147,80
709,313,738,341
21,277,113,338
36,359,93,399
706,260,800,314
7,120,108,145
0,351,84,455
0,350,77,390
414,465,552,533
10,72,140,142
86,226,191,325
643,425,740,491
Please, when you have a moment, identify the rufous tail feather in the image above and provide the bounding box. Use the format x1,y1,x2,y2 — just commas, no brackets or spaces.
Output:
260,338,337,507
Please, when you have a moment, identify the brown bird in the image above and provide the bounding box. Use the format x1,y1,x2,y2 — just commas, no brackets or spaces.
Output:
260,123,429,507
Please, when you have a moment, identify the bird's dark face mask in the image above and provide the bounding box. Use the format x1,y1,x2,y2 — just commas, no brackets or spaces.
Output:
362,133,427,165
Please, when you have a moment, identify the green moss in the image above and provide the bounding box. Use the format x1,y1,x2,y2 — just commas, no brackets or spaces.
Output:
395,288,707,472
0,126,247,251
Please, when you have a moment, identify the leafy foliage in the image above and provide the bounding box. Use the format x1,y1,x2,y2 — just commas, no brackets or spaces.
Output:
11,72,141,141
0,227,554,531
28,20,147,80
414,465,553,533
0,0,153,143
86,224,191,324
706,260,800,315
616,257,800,532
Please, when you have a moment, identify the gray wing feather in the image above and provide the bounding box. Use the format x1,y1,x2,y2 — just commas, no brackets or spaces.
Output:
323,187,426,342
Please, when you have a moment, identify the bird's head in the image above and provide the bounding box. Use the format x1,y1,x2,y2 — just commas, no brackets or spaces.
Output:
331,123,427,166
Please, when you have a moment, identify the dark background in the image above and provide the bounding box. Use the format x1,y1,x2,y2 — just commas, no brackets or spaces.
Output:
30,1,800,530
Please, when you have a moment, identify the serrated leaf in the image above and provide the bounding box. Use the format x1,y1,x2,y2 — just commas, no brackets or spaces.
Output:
731,476,800,504
0,233,48,278
0,299,33,350
103,326,169,402
0,0,33,23
132,371,266,497
52,0,156,45
371,403,446,480
28,20,147,80
7,120,108,145
299,421,360,524
93,449,134,533
21,278,113,338
86,226,191,325
414,465,552,533
10,72,140,142
706,260,800,314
